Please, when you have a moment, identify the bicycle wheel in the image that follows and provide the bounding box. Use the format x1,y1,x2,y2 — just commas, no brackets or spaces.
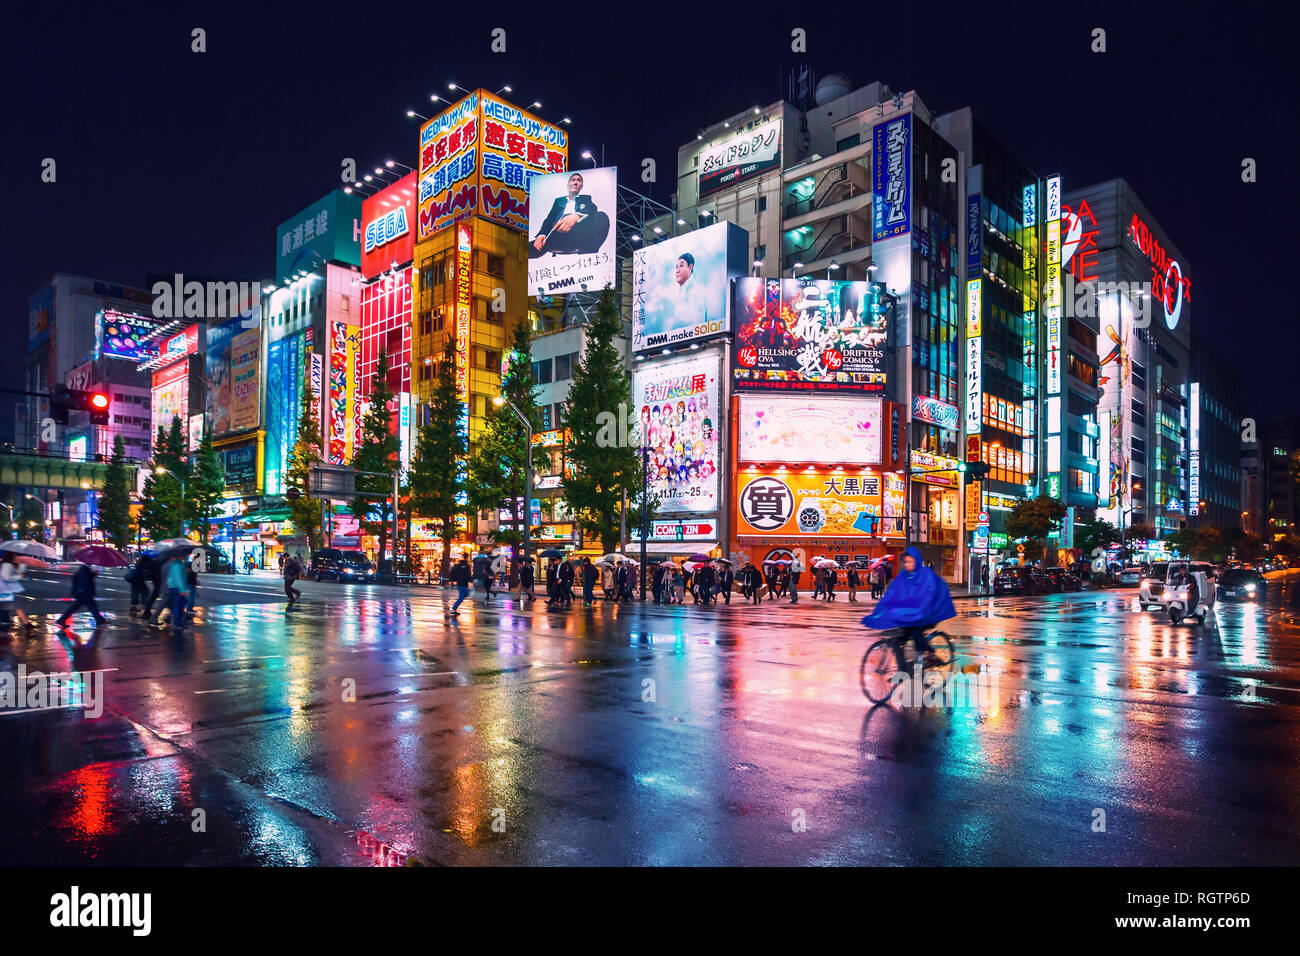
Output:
860,638,902,703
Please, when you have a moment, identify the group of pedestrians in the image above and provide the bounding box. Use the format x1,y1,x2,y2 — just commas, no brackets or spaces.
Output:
651,561,735,605
123,551,200,629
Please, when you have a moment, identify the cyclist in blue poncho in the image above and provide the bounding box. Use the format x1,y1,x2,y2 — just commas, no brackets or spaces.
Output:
862,546,956,669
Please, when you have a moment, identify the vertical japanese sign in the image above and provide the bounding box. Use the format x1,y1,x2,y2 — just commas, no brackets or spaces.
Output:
328,320,357,464
1022,183,1037,228
1189,382,1200,515
455,223,472,432
309,351,323,446
965,279,982,436
966,194,982,273
872,113,911,241
1045,176,1063,397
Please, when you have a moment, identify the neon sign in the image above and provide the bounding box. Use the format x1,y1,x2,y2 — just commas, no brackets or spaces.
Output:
363,206,409,253
455,224,472,410
1128,212,1190,330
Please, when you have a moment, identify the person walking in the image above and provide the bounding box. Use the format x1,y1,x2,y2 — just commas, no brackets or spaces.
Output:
161,554,189,631
580,557,597,607
748,564,764,604
142,552,164,619
697,563,715,605
0,553,32,629
719,564,734,604
545,557,559,606
57,560,107,629
559,558,575,608
789,556,803,604
601,562,615,601
673,566,686,604
519,558,536,602
127,552,152,616
185,560,200,620
283,552,303,606
847,563,860,602
652,563,665,604
825,566,837,601
614,561,628,603
449,555,471,615
869,563,882,600
980,562,990,595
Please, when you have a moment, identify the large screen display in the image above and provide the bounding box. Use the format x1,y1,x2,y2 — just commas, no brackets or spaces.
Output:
732,279,889,392
527,166,617,296
95,310,159,362
631,352,721,515
631,221,746,352
737,394,883,465
360,173,416,279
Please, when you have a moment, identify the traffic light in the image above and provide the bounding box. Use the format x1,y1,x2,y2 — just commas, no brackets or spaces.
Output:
50,386,111,426
965,462,992,482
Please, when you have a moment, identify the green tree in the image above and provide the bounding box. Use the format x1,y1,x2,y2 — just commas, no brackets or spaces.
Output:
1164,527,1196,559
561,288,644,554
409,338,467,578
466,321,546,562
96,434,133,550
1074,516,1120,558
351,349,400,564
139,419,188,541
188,429,226,544
285,385,326,554
1006,494,1068,564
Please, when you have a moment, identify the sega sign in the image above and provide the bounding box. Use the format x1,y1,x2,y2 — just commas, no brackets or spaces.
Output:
364,207,409,254
360,172,417,279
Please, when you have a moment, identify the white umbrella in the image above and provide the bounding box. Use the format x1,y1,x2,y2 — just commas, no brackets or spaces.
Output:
658,560,679,569
600,553,639,565
0,539,59,561
152,538,200,551
814,558,840,569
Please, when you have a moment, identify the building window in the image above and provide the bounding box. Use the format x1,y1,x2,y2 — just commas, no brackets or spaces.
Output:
755,196,767,214
419,311,432,335
485,349,501,372
554,352,572,381
836,133,860,151
418,362,431,383
486,254,505,277
533,359,552,384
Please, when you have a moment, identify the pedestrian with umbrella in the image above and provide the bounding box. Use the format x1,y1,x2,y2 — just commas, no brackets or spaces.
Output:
652,561,666,604
558,555,575,608
126,551,154,616
580,556,598,607
519,556,536,602
789,555,804,604
0,551,33,629
847,562,861,602
672,563,686,604
696,561,716,605
545,556,560,607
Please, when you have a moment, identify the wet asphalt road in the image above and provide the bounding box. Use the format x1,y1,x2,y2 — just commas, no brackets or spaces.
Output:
2,570,1299,866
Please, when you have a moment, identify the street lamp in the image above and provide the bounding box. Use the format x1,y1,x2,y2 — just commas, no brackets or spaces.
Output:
492,396,533,575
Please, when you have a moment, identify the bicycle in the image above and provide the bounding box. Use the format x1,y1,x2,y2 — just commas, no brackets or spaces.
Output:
859,629,956,704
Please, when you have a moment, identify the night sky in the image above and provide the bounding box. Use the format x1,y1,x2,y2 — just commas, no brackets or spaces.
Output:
6,0,1293,426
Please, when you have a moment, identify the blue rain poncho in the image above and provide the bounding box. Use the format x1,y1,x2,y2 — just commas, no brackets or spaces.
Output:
861,546,956,629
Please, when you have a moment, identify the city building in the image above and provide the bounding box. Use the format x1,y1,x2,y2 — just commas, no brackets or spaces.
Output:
1067,178,1195,544
410,89,567,558
1256,417,1299,544
1188,327,1242,530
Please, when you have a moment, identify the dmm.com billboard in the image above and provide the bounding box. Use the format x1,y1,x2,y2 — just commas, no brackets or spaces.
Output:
631,221,748,352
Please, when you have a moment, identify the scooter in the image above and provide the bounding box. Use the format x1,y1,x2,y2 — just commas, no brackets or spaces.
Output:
1167,573,1215,626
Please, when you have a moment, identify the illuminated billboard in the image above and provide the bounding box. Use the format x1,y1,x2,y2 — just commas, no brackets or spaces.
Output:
732,278,889,392
230,327,261,433
151,361,189,437
631,351,721,515
698,119,781,198
417,90,568,239
737,394,882,465
872,112,911,241
328,320,360,464
735,468,900,538
95,310,159,362
527,166,617,295
275,191,363,286
360,172,416,279
631,221,747,351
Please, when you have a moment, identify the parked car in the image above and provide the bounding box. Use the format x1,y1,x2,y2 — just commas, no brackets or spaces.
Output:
1138,561,1215,609
310,548,376,582
1046,568,1084,592
1216,568,1266,601
994,566,1043,595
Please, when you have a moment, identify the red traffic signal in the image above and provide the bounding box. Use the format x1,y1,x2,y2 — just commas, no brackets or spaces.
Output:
90,392,110,411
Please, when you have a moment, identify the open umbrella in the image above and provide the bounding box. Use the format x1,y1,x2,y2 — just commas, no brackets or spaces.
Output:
813,558,840,569
152,538,199,551
71,545,128,568
658,560,679,569
686,553,711,563
10,554,50,569
0,539,59,561
539,548,563,558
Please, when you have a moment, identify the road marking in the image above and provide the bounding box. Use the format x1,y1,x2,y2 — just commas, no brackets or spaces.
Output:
201,655,283,664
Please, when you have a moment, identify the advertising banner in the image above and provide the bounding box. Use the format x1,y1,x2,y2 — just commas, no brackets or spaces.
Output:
631,221,745,352
360,172,416,279
222,440,258,491
151,360,189,437
872,113,911,241
161,325,200,363
732,278,889,392
95,310,159,362
527,166,617,296
328,321,360,464
275,190,363,286
205,315,243,436
230,327,261,432
698,119,781,198
913,395,959,431
737,394,883,465
735,469,895,538
631,351,721,515
417,91,569,239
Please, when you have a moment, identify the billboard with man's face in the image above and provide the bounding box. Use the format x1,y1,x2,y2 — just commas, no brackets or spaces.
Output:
527,166,617,296
631,221,747,352
631,351,721,515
